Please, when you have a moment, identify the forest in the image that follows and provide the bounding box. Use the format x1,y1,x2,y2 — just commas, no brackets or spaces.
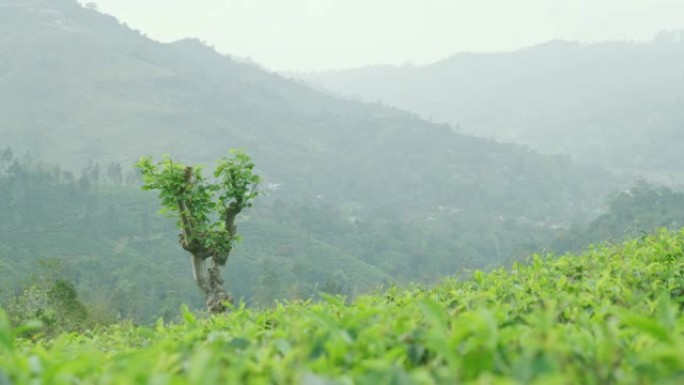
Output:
4,148,683,328
1,0,684,383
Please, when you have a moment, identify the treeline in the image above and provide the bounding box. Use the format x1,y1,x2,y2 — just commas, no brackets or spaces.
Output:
0,148,197,333
552,181,684,252
2,148,683,335
0,148,388,333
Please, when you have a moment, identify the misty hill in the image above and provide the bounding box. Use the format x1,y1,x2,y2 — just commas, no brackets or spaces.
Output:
299,34,684,177
0,0,637,319
552,181,684,254
0,0,624,224
0,154,392,322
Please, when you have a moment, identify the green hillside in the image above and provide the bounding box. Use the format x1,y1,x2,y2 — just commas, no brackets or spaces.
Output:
2,2,682,383
2,230,683,384
4,150,646,324
0,0,623,224
553,181,684,253
0,154,390,322
301,36,684,178
0,149,570,323
0,0,637,323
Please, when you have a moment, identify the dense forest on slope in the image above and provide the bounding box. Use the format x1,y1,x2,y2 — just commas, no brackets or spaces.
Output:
2,230,683,383
299,33,684,178
0,0,637,324
0,150,576,323
0,151,392,323
2,150,682,325
553,181,684,253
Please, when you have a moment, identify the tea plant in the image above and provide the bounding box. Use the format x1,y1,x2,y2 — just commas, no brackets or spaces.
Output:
1,230,683,384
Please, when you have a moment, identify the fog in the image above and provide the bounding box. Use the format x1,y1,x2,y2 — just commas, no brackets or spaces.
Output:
81,0,684,71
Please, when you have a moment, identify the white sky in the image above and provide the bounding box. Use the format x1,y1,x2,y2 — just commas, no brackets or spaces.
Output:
81,0,684,72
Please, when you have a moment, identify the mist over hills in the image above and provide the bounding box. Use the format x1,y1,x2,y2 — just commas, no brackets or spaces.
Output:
0,0,621,221
298,33,684,178
0,0,636,319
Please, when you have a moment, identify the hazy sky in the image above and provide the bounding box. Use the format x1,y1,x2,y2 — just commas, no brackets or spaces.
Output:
82,0,684,72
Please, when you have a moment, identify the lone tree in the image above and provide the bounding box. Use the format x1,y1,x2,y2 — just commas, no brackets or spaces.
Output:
135,151,260,313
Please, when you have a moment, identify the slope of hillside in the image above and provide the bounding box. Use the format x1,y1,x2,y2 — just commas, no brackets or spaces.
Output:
300,33,684,175
0,0,624,225
2,230,683,384
552,181,684,253
0,0,640,321
0,158,390,322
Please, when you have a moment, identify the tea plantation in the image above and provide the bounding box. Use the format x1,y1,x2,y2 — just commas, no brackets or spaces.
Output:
1,230,683,384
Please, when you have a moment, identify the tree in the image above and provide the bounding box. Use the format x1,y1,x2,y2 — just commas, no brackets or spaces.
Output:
106,162,123,185
135,151,260,313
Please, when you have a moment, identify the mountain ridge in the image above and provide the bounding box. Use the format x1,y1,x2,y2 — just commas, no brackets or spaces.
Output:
0,0,625,223
297,34,684,177
0,0,636,310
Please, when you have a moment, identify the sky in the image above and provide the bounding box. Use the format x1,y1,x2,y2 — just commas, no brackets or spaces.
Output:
81,0,684,72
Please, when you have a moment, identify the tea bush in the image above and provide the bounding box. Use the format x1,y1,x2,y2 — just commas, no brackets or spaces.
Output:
1,230,683,384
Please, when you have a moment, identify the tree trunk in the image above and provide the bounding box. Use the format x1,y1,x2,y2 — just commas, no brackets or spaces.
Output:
191,254,233,314
178,168,237,314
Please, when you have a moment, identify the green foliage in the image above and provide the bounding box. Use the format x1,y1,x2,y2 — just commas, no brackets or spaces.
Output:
0,155,392,321
553,181,684,253
215,150,261,209
2,230,684,384
6,267,89,336
135,151,260,265
0,309,12,352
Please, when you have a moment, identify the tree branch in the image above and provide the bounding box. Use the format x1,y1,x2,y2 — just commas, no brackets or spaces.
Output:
224,201,242,236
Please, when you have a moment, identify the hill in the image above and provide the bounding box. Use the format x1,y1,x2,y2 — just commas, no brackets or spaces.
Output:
0,155,391,322
0,0,622,223
553,181,684,253
0,0,638,322
2,230,683,383
299,33,684,178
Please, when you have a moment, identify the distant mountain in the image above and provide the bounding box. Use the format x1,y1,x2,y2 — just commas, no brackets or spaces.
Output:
0,0,623,224
298,33,684,177
0,0,634,314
